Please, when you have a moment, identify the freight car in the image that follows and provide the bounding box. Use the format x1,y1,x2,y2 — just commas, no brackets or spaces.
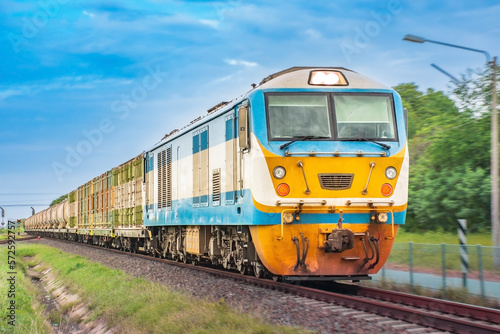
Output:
25,67,409,281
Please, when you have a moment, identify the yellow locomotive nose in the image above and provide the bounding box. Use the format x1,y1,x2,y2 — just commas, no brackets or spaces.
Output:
250,223,399,277
249,136,407,278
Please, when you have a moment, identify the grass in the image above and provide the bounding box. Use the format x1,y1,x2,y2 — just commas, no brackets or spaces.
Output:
389,230,500,272
0,246,50,334
14,244,311,334
0,228,25,241
395,229,493,245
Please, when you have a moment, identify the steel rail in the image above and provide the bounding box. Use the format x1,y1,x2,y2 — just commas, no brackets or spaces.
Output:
0,235,38,244
30,236,500,334
353,285,500,325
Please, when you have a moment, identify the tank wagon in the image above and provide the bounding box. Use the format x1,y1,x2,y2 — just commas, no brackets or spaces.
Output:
25,67,408,281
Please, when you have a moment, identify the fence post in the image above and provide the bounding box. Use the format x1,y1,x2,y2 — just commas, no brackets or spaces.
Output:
477,244,485,301
409,241,414,288
441,243,447,297
458,219,468,288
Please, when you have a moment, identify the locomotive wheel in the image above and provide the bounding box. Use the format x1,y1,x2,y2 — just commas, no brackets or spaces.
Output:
237,263,247,275
222,257,229,269
235,243,247,275
253,262,264,278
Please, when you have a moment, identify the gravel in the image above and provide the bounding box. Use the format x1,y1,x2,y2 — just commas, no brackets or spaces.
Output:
28,238,443,334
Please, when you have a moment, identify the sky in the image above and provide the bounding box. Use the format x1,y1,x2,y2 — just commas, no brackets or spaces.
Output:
1,0,499,222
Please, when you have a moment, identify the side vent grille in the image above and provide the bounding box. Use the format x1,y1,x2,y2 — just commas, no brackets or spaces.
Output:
212,169,221,206
158,148,172,209
159,150,167,208
166,147,172,208
157,152,163,208
319,174,354,190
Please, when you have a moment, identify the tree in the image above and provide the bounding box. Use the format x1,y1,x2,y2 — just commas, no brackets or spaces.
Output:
395,76,494,232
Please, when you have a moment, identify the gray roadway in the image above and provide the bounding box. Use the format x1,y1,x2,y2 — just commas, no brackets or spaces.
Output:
371,268,500,302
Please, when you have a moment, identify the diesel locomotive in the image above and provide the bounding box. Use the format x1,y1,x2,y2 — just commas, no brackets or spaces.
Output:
25,67,409,281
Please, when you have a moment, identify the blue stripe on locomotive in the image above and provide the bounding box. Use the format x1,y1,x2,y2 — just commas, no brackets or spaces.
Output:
144,189,407,227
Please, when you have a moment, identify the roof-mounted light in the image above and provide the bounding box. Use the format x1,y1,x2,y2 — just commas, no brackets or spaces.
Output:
309,70,348,86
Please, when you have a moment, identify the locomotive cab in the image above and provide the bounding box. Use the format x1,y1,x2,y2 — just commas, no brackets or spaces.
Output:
244,67,409,279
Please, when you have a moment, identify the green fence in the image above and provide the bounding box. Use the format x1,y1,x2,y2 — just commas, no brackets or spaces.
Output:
376,242,500,301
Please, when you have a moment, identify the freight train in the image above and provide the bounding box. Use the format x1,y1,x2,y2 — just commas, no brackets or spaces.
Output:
25,67,408,281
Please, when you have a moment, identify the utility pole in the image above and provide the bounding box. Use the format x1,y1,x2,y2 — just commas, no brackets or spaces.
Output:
492,57,499,268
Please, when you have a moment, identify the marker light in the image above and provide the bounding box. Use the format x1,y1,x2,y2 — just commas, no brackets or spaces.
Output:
277,183,290,196
385,166,397,180
283,212,294,223
381,183,393,197
378,212,389,223
273,166,286,179
309,70,348,86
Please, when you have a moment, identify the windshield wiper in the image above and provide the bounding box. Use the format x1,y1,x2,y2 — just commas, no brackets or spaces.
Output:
352,138,391,150
279,136,329,150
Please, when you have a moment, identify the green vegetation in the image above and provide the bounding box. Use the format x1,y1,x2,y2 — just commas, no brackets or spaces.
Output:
395,229,492,245
397,66,499,233
50,194,68,206
0,247,49,334
14,244,310,334
0,228,26,241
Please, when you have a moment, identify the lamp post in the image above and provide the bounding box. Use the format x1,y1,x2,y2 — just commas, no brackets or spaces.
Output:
403,34,499,267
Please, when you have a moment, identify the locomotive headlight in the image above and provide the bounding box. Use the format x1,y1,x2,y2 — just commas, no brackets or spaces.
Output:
273,166,286,179
309,70,348,86
385,166,397,180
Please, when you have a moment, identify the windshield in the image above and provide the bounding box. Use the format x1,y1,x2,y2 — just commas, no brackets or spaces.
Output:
266,93,397,141
334,94,396,140
267,94,332,139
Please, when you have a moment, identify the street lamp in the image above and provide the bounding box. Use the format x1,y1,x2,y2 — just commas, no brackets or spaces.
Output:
403,34,492,62
403,34,499,267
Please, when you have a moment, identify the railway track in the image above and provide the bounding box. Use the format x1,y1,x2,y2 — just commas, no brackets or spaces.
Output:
29,236,500,334
0,235,38,244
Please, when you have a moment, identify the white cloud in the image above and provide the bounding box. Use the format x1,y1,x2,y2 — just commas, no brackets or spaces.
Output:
224,59,258,67
82,10,95,18
304,28,322,40
0,76,133,101
0,88,26,100
199,19,219,29
211,74,234,84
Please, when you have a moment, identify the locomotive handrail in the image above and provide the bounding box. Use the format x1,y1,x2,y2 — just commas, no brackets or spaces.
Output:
345,200,395,206
275,200,327,206
284,150,388,157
